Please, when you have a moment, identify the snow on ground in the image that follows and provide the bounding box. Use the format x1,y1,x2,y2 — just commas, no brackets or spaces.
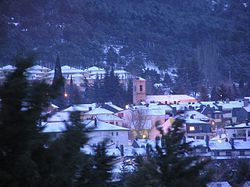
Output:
144,63,160,73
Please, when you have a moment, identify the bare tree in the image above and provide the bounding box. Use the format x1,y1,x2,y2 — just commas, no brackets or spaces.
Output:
125,108,149,139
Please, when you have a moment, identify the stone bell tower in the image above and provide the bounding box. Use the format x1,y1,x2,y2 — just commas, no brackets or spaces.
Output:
133,77,146,104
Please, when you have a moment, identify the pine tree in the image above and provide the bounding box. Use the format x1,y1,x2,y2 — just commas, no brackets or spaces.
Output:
92,142,114,186
210,86,220,101
51,55,66,108
124,119,211,187
102,68,125,106
124,79,133,105
233,160,250,186
76,141,115,187
0,58,53,187
34,111,89,187
199,85,209,101
163,72,173,89
106,47,119,68
126,55,145,76
66,76,83,105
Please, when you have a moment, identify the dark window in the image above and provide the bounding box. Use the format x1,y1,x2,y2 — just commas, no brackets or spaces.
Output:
111,132,114,136
118,113,124,118
226,151,231,156
139,85,143,92
196,136,204,140
240,151,245,156
116,132,118,136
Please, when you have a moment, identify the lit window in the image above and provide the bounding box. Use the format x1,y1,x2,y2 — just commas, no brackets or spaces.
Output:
189,126,195,131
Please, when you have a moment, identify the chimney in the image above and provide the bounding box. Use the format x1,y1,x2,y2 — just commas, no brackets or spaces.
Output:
230,138,235,149
205,135,209,148
94,118,97,128
89,107,92,111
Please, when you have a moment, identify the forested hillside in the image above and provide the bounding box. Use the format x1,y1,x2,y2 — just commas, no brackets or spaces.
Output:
0,0,249,93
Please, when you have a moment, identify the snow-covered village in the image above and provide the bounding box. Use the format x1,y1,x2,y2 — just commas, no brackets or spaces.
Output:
0,1,250,187
1,59,250,186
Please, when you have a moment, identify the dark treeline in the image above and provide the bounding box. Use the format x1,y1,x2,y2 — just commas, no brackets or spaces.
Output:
84,68,133,107
0,0,249,93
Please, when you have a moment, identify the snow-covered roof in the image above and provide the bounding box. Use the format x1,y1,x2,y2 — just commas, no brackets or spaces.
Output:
97,114,123,121
216,101,244,110
51,103,59,109
85,120,129,131
106,148,121,156
185,118,210,124
133,106,165,115
146,109,166,116
65,73,84,79
209,141,232,150
185,110,209,121
85,107,114,115
47,112,70,122
29,69,43,73
114,69,129,74
28,65,50,71
146,95,197,104
225,123,250,129
42,121,66,133
244,104,250,112
104,102,124,112
200,101,219,109
234,140,250,150
207,181,231,187
148,103,173,111
63,104,96,112
190,139,207,147
85,66,105,72
48,65,84,74
2,65,16,71
137,77,145,80
210,133,227,141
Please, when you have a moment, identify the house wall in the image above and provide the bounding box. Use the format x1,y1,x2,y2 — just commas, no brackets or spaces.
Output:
99,119,123,126
148,115,166,140
88,130,128,148
226,128,250,141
